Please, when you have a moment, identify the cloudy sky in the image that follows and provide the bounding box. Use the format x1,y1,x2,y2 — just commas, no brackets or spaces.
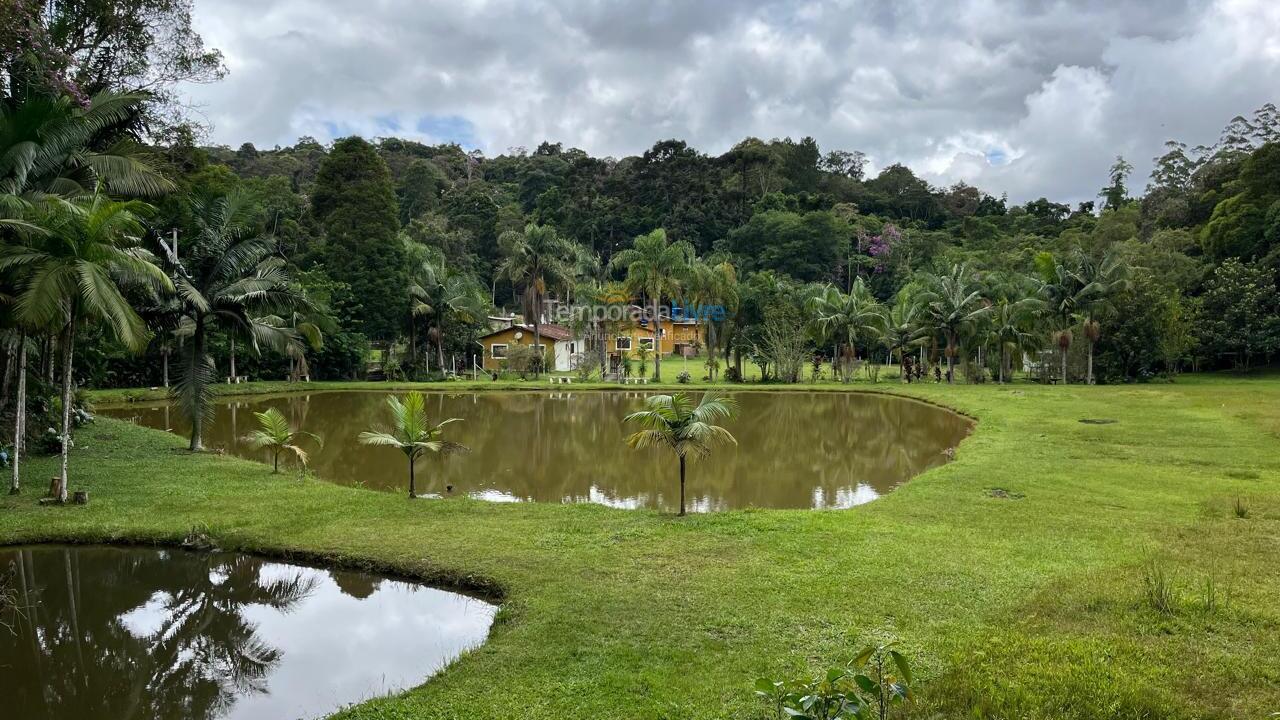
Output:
183,0,1280,204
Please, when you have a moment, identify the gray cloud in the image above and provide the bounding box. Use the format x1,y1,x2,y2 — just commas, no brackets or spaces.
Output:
183,0,1280,203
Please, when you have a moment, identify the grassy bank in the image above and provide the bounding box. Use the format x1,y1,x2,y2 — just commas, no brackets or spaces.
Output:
5,376,1280,718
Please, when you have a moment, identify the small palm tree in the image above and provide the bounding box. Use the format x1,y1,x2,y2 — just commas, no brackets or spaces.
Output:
810,278,884,383
623,392,737,516
358,392,468,498
242,408,322,476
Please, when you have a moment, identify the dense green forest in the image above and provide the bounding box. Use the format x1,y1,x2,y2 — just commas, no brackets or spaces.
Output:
4,0,1280,498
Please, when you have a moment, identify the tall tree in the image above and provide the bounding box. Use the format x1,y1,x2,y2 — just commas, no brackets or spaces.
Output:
3,193,170,501
496,223,573,377
311,136,408,342
611,228,693,380
809,278,884,383
919,264,990,383
171,190,306,450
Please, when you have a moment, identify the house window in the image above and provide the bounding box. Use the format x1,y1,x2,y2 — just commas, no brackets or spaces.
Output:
568,342,575,354
491,343,508,359
639,337,655,350
616,337,632,351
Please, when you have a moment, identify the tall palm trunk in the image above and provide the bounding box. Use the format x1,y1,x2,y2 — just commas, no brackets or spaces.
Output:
1086,341,1095,385
10,334,26,495
651,295,662,381
678,454,686,516
162,347,170,388
532,287,542,378
189,317,207,451
1060,347,1068,385
229,334,237,381
56,316,76,503
436,324,446,374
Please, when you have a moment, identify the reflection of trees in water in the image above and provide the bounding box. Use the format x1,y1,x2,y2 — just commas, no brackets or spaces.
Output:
1,546,316,720
106,392,971,510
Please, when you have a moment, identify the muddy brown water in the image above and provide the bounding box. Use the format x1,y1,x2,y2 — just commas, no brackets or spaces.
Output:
103,390,971,511
0,544,496,720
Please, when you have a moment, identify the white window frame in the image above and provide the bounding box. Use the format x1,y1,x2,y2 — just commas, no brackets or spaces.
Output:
490,343,508,359
615,336,632,351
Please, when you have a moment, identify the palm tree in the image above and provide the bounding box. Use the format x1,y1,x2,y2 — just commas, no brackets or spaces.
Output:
408,245,487,373
358,392,468,498
242,407,322,475
987,296,1042,383
171,190,308,450
1074,251,1132,385
809,278,885,383
496,223,573,377
0,92,173,200
611,228,693,381
1039,256,1085,384
919,264,990,383
2,193,170,502
687,258,738,382
623,392,737,516
880,296,928,382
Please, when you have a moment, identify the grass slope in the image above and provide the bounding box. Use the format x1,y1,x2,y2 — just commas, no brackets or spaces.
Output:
4,376,1279,719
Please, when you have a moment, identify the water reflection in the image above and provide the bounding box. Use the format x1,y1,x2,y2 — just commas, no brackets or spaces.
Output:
105,391,972,511
0,545,496,720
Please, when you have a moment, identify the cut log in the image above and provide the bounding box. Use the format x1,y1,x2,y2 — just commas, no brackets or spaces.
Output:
72,490,88,505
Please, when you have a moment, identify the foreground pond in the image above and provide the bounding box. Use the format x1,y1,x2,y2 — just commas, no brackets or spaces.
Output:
106,390,971,511
0,545,496,720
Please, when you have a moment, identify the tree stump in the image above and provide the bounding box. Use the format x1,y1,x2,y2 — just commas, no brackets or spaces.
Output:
72,490,88,505
47,477,59,498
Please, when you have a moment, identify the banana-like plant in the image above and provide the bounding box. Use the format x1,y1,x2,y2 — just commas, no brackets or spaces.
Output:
242,408,322,475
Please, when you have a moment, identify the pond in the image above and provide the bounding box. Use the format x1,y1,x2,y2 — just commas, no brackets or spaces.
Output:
0,544,496,720
104,390,972,511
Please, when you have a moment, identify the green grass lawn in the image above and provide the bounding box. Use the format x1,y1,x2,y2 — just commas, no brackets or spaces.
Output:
5,375,1280,718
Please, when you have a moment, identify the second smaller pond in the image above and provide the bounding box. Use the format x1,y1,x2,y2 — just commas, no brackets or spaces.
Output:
0,544,497,720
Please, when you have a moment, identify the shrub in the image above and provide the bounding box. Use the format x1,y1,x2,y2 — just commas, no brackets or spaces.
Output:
755,642,912,720
676,370,692,384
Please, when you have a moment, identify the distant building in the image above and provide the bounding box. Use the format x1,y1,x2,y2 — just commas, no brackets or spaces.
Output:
478,323,584,372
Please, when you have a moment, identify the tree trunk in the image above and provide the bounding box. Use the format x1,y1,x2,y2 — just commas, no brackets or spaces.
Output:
273,450,279,473
678,454,686,516
56,318,76,504
189,318,207,451
1060,347,1068,385
229,335,237,380
10,334,26,495
533,287,542,379
407,455,416,499
162,347,169,388
436,325,446,375
652,296,661,381
1087,340,1095,385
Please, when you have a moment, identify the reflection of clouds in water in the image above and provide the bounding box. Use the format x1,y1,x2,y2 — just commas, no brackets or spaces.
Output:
0,546,497,720
814,484,881,509
235,568,496,720
119,591,171,638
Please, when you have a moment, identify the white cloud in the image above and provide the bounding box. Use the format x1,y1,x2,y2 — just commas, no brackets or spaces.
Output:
181,0,1280,203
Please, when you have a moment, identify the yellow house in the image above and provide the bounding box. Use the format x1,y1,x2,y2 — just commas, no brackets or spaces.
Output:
478,324,583,372
609,318,703,364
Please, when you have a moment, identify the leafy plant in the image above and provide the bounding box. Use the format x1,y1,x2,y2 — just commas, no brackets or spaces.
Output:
242,407,322,475
623,392,737,516
358,392,468,498
755,642,913,720
676,370,692,384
